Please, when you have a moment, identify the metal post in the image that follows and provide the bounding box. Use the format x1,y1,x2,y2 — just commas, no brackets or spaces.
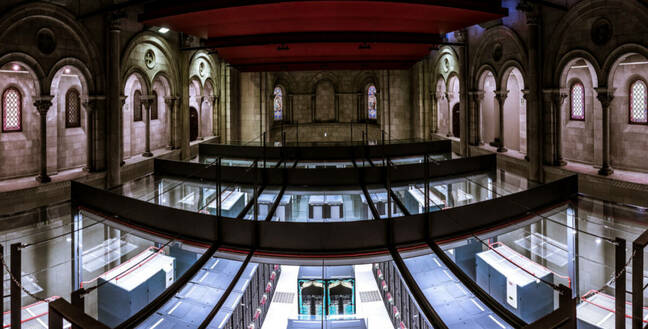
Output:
616,238,626,329
632,232,648,329
0,244,3,329
263,131,267,168
254,161,258,221
558,285,576,329
218,157,222,218
71,289,85,329
296,121,299,145
10,243,21,329
48,305,63,329
387,157,392,219
424,154,429,213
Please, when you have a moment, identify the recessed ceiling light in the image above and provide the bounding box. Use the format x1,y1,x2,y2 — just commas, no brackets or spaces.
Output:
11,64,20,71
64,68,71,74
158,27,170,34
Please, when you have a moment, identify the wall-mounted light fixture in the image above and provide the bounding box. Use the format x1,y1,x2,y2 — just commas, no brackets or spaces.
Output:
158,27,170,34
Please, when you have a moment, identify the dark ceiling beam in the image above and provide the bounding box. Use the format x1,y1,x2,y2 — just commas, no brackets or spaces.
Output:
204,32,443,48
138,0,507,22
230,60,419,72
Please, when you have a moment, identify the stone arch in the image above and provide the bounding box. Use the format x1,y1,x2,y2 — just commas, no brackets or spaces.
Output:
432,47,460,82
500,62,527,153
0,60,43,179
477,68,497,145
312,76,338,122
354,72,381,122
121,31,180,92
50,64,89,171
152,72,173,150
201,79,215,138
446,73,461,138
435,77,448,136
0,2,103,95
606,49,648,172
123,71,149,159
545,0,648,85
559,56,599,166
471,25,527,89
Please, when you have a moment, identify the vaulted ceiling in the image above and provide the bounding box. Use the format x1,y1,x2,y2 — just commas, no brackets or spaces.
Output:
140,0,507,71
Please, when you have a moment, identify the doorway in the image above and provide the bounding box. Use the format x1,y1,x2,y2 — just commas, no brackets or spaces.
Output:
190,107,198,141
452,103,461,138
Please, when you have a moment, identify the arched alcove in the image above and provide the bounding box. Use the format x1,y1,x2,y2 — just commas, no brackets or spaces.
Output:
50,65,88,171
478,71,497,145
559,58,599,166
435,78,448,136
123,72,148,159
501,67,526,153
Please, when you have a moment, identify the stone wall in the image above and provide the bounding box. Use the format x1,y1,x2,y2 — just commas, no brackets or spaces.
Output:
237,70,414,143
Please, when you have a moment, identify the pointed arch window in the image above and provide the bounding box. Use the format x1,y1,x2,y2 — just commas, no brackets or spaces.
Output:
65,89,81,128
273,86,283,121
570,82,585,121
151,91,159,120
367,85,377,120
133,90,142,122
2,87,22,132
630,79,647,124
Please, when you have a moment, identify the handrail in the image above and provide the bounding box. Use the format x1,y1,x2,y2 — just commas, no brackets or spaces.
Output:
199,139,451,160
70,175,578,257
154,153,497,186
48,298,109,329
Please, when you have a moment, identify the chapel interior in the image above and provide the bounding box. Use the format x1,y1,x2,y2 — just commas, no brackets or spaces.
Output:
0,1,647,329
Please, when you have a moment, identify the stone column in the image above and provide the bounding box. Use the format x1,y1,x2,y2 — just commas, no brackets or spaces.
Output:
107,14,123,187
494,90,509,152
81,96,104,172
164,97,177,149
34,96,53,183
119,96,126,166
445,92,453,137
522,89,531,160
174,97,182,149
197,96,204,140
596,88,615,176
431,92,441,134
551,89,568,166
211,96,218,138
140,95,154,157
469,91,485,145
519,0,543,181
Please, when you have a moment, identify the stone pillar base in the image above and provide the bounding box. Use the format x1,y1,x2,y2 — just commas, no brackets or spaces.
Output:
36,175,51,183
497,146,508,153
166,145,173,150
142,152,154,157
598,166,614,176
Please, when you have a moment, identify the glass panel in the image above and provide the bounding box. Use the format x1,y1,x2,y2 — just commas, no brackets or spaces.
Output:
3,88,21,131
571,83,584,120
631,80,647,123
273,186,388,222
401,248,514,328
135,253,245,329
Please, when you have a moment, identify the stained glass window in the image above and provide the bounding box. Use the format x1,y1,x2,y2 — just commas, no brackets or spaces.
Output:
2,88,21,132
368,85,377,120
630,80,647,124
273,86,283,121
151,91,158,120
133,90,142,122
570,82,585,121
65,89,81,128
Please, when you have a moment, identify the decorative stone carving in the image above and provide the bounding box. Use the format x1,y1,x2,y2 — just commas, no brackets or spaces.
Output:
442,58,450,73
36,28,56,55
591,17,612,46
145,49,156,69
492,42,503,62
199,62,206,77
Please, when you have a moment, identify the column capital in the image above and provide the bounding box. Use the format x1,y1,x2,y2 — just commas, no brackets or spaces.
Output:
164,96,178,107
108,11,126,31
33,96,53,115
468,90,485,101
517,0,541,25
81,96,105,113
140,95,155,109
494,90,509,103
119,95,127,107
595,87,616,108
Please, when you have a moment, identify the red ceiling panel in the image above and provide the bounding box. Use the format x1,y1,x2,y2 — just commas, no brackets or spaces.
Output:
140,1,506,71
